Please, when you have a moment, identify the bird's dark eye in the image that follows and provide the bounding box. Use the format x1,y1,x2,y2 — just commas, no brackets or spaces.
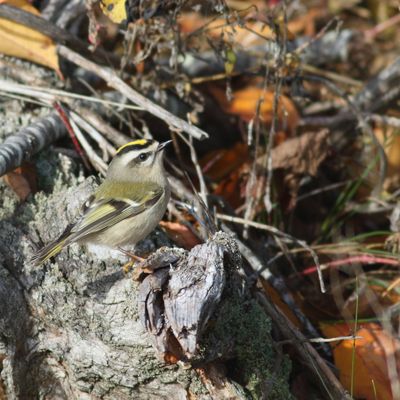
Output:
139,153,148,162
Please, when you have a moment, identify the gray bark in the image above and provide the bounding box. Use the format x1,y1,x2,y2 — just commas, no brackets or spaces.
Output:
0,175,200,399
0,153,292,399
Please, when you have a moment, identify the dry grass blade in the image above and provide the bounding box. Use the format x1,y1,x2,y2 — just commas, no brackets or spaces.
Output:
217,213,326,293
57,45,209,141
0,79,144,110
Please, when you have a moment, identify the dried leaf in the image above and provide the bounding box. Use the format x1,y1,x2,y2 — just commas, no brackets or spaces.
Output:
199,143,249,209
209,131,329,210
179,13,285,45
201,142,249,182
268,129,330,209
288,8,327,36
224,48,237,75
270,129,330,174
214,168,247,209
138,235,228,359
3,163,37,201
320,322,400,400
0,0,59,73
209,84,299,135
159,221,201,250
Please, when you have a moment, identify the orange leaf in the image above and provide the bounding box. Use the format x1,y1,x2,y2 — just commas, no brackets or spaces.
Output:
201,142,249,182
3,163,37,201
178,13,293,45
209,85,299,135
0,0,59,73
200,143,250,209
320,322,400,400
159,221,201,250
214,167,247,209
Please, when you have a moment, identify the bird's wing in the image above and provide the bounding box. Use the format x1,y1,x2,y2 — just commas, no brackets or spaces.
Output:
68,186,164,242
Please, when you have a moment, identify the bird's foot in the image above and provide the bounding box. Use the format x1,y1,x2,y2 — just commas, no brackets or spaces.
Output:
118,247,146,275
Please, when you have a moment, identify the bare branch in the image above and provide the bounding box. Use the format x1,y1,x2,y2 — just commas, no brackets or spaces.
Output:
57,45,209,141
0,113,66,177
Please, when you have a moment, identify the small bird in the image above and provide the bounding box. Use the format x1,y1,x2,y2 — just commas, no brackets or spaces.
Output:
32,139,171,266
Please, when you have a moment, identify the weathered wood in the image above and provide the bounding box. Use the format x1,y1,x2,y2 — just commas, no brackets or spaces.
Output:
139,238,226,359
0,177,197,399
165,240,225,357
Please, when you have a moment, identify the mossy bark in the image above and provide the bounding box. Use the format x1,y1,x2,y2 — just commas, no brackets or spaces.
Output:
0,151,292,399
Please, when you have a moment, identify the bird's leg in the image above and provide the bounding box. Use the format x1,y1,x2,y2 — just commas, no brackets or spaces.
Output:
118,247,144,261
118,247,145,273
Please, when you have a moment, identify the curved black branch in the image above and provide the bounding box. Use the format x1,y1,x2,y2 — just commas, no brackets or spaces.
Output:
0,113,66,177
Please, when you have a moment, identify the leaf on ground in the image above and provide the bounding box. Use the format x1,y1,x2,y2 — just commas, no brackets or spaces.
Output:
209,85,299,135
269,129,330,174
201,142,249,182
0,0,59,73
214,167,247,209
159,221,201,250
179,12,297,46
320,322,400,400
199,143,249,208
3,163,37,201
267,129,330,209
179,7,325,47
287,7,328,36
210,130,330,210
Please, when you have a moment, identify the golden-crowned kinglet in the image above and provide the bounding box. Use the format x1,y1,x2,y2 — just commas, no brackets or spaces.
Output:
32,139,171,266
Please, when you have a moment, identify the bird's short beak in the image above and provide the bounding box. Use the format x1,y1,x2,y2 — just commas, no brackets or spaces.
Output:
157,140,172,152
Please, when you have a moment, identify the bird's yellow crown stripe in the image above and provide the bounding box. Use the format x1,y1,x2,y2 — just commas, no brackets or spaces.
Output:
117,139,150,154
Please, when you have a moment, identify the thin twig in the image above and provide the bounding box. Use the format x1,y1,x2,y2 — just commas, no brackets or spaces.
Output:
217,213,326,293
365,13,400,41
57,45,209,141
303,254,400,276
256,292,350,399
0,80,143,111
367,113,400,129
278,335,363,344
70,112,116,161
53,102,91,171
177,132,209,207
68,118,108,175
309,335,362,343
78,109,131,147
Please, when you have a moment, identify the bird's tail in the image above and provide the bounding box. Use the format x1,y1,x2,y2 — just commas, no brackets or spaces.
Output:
31,231,71,266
